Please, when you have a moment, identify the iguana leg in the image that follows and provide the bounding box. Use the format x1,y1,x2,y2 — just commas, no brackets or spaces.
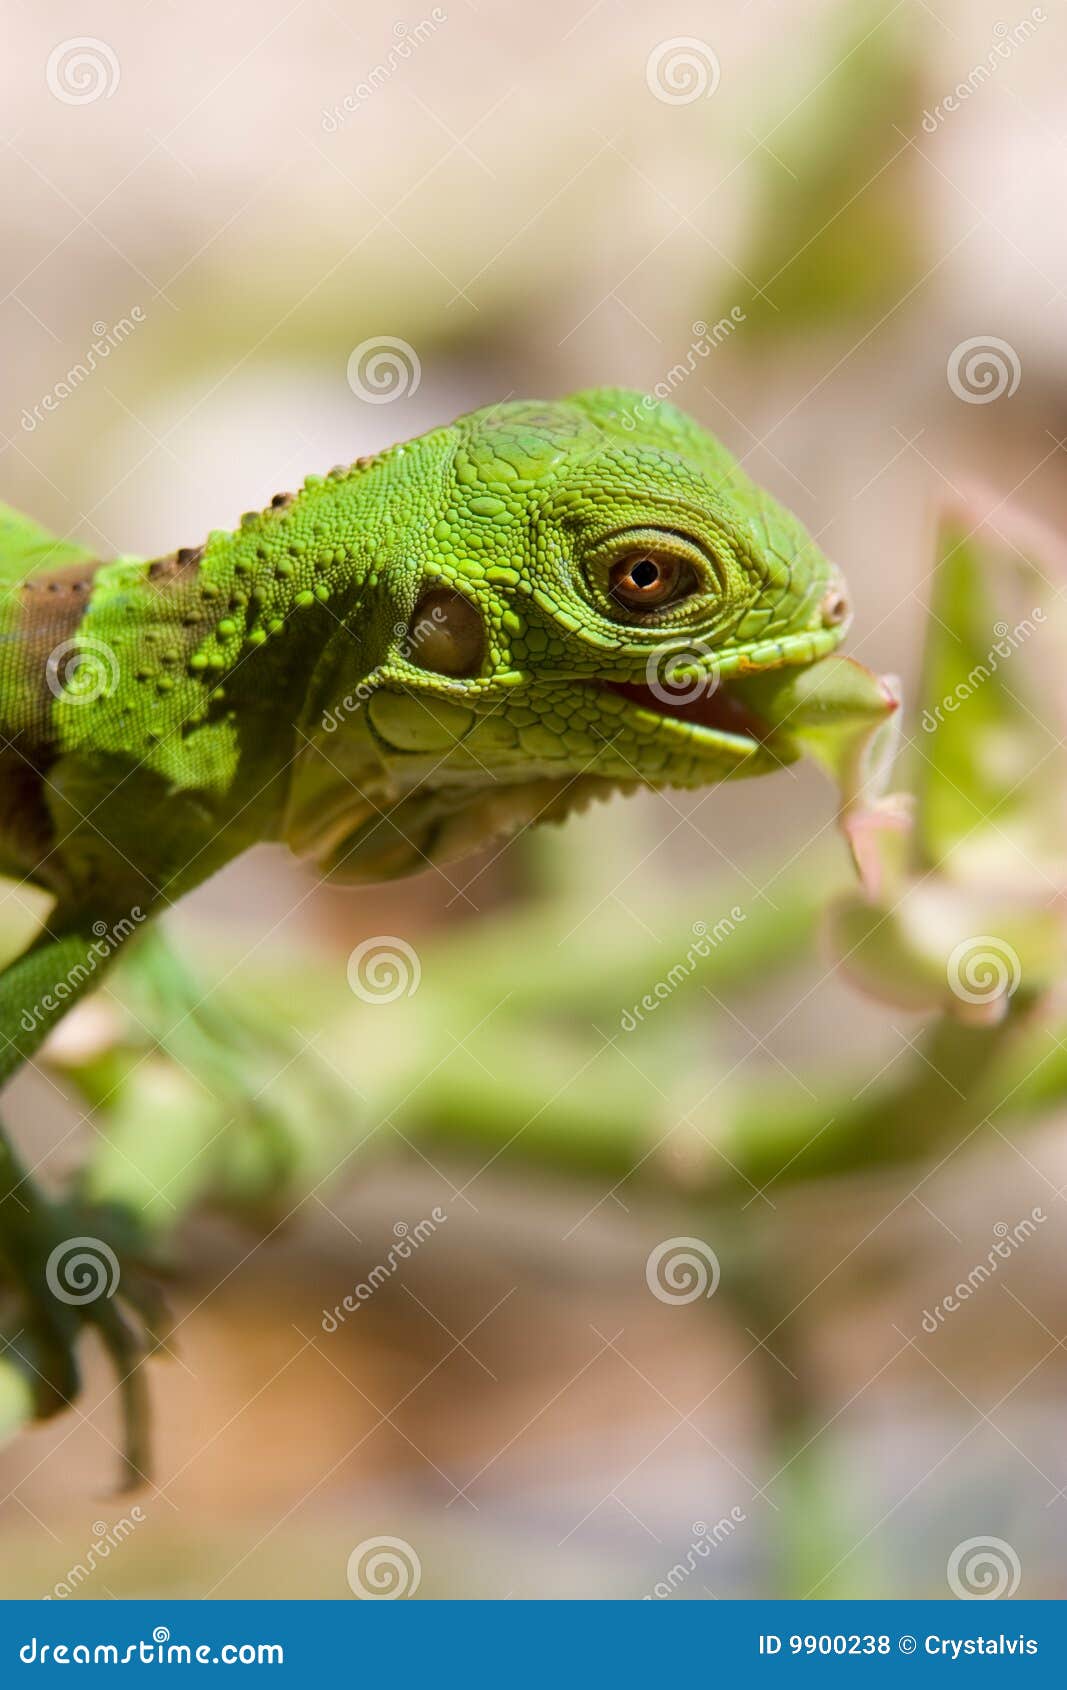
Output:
0,924,163,1484
100,925,354,1207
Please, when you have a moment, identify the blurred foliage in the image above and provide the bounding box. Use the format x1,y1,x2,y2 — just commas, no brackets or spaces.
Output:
829,505,1067,1023
735,3,925,339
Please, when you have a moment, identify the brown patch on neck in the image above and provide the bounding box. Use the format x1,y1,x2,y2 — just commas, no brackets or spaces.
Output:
18,557,98,598
0,560,107,888
17,558,104,676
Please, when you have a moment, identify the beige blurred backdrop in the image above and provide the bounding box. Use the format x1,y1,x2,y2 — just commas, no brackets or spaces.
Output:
2,0,1067,1600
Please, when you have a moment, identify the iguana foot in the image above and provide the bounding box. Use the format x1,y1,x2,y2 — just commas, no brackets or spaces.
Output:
0,1181,167,1486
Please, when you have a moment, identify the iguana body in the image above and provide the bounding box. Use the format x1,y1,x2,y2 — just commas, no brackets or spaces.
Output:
0,388,850,1464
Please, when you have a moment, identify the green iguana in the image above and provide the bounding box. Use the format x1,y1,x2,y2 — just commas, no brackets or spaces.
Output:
0,387,860,1466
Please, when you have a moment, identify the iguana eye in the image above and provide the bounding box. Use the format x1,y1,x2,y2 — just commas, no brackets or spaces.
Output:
609,551,695,612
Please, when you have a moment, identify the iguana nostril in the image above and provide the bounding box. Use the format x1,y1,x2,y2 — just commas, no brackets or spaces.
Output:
406,587,485,677
821,586,850,627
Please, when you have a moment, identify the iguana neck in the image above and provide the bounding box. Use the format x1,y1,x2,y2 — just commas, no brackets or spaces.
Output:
0,453,404,912
146,458,397,853
155,453,393,699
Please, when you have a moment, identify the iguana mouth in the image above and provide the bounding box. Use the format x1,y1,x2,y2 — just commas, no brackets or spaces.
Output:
599,677,772,744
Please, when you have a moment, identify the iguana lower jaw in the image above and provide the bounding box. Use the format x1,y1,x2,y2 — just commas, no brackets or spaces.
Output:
310,773,637,883
593,640,840,761
284,637,857,883
598,676,774,746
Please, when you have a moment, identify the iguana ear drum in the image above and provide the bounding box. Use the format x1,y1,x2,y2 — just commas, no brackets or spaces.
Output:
406,587,484,677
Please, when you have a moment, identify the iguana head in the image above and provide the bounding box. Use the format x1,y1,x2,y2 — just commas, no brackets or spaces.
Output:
285,387,853,880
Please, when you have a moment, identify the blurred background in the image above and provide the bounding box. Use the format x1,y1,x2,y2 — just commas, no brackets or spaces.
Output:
2,0,1067,1600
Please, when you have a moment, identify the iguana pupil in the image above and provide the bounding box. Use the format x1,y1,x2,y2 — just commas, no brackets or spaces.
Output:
609,550,691,611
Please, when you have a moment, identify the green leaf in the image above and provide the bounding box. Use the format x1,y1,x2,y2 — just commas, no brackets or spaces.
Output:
744,653,907,897
758,654,902,798
914,504,1066,881
827,883,1062,1024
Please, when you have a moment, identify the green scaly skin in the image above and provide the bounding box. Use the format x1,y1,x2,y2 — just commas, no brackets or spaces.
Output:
0,388,849,1470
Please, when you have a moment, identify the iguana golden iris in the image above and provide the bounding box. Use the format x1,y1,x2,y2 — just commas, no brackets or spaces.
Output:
0,388,857,1466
